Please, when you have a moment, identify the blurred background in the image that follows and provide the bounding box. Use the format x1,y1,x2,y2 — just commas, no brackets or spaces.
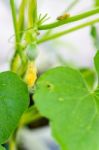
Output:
0,0,99,150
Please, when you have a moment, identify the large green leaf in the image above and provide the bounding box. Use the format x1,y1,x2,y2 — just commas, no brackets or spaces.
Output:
34,54,99,150
0,146,5,150
0,71,29,144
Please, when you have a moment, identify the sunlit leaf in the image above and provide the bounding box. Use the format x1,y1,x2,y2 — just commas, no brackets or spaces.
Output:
34,62,99,150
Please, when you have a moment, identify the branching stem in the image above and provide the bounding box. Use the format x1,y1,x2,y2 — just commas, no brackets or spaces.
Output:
38,7,99,30
38,18,99,44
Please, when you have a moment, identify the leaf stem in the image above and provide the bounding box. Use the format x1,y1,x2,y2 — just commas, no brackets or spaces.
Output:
17,0,27,39
28,0,37,28
19,105,41,127
38,18,99,44
9,136,16,150
38,7,99,30
10,0,19,44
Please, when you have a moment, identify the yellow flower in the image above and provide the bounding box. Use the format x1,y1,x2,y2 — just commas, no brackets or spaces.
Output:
24,61,37,88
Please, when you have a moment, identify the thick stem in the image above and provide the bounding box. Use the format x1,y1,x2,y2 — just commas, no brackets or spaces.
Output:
17,0,27,39
9,136,16,150
38,18,99,44
38,7,99,30
28,0,37,28
27,0,38,44
10,0,19,45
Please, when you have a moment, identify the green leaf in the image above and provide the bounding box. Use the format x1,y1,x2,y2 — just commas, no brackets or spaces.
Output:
34,66,99,150
0,145,5,150
0,71,29,144
90,26,99,49
94,51,99,76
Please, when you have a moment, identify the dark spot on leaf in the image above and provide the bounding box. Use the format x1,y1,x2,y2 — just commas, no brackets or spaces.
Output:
46,82,54,90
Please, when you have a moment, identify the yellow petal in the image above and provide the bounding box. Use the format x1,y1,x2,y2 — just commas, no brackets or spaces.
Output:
24,61,37,87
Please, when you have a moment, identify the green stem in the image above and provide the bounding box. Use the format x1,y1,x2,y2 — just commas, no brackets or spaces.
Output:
17,0,27,39
10,0,19,44
27,0,38,44
8,106,41,150
28,0,37,28
9,135,16,150
38,18,99,44
19,105,41,127
41,0,79,43
38,7,99,30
